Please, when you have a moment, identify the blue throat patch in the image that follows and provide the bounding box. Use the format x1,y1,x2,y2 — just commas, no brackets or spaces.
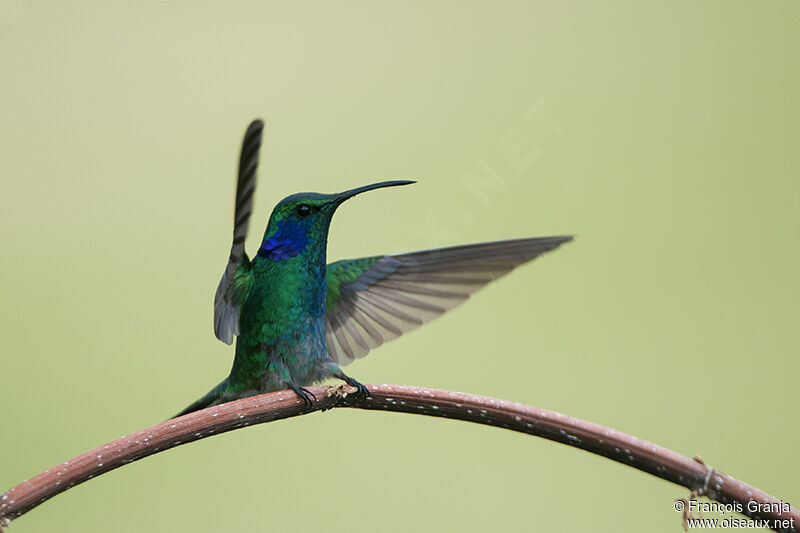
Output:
257,218,310,261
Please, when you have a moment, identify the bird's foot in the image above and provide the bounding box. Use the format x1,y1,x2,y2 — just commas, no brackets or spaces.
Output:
331,368,370,400
340,375,370,400
288,383,317,408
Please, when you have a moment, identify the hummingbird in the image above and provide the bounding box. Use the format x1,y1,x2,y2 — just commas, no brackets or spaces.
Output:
175,119,572,417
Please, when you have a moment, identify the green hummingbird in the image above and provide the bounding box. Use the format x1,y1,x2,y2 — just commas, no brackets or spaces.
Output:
175,119,572,417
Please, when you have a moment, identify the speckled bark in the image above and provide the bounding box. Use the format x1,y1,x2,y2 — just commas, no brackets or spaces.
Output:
1,384,797,532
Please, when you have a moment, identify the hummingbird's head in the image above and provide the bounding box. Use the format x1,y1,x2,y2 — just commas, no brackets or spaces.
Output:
257,180,414,261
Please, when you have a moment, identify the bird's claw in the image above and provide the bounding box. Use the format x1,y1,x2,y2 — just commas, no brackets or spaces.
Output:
332,371,370,400
355,382,370,400
289,384,317,408
344,378,370,400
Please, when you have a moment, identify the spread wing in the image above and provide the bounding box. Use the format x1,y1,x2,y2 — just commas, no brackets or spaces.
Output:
324,236,573,365
213,119,263,344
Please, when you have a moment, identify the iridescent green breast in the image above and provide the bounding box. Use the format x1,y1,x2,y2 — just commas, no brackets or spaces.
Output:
238,254,327,347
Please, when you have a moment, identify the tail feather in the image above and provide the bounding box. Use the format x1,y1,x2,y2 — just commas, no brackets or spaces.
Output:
172,379,228,419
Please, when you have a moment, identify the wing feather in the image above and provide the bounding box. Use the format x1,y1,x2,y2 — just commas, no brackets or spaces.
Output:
324,235,573,365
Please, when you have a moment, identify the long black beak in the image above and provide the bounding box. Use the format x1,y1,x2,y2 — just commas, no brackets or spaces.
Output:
333,180,415,205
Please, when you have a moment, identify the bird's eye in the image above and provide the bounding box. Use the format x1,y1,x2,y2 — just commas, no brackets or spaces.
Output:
295,204,312,218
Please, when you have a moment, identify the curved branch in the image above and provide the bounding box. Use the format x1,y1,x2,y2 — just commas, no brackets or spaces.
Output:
1,384,797,532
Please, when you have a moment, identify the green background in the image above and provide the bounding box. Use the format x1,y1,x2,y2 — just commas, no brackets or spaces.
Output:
1,2,797,532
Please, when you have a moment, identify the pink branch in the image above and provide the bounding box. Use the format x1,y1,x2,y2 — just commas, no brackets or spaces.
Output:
1,384,797,532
